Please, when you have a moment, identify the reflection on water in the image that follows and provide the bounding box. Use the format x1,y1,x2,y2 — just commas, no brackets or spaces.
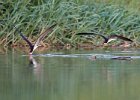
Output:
29,55,41,68
1,48,140,100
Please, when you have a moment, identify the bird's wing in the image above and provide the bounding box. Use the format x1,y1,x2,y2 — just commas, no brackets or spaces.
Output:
16,28,34,52
33,24,57,52
110,35,133,42
77,32,108,43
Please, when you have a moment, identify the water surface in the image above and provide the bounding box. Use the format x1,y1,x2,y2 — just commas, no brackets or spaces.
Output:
0,48,140,100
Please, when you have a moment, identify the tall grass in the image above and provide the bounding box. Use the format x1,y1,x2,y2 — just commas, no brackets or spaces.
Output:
0,0,140,47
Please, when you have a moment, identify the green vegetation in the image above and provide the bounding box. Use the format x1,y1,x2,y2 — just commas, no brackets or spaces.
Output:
0,0,140,47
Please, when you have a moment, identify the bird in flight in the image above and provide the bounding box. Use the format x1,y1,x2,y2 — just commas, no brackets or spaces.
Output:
76,32,133,46
15,24,56,54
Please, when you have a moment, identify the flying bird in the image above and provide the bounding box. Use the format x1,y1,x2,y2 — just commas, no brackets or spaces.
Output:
76,32,133,45
16,24,56,54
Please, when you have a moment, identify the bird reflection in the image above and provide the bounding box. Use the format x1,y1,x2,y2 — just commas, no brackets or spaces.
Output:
28,55,44,81
29,55,40,68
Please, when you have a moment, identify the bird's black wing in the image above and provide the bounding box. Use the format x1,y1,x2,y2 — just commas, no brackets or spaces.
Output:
32,24,57,52
77,32,108,43
15,28,34,52
110,35,133,42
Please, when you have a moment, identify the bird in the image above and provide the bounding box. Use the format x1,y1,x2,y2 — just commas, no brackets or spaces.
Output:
76,32,133,46
15,24,56,54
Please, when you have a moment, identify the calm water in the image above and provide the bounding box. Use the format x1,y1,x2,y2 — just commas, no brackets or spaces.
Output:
1,48,140,100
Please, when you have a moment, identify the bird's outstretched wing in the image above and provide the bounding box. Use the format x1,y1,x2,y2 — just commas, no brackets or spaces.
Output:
15,28,34,52
32,24,57,53
109,35,133,42
77,32,108,43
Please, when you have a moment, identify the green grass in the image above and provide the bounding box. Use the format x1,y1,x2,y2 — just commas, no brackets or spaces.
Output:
0,0,140,47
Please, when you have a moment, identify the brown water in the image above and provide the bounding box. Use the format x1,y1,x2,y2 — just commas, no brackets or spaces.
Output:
0,48,140,100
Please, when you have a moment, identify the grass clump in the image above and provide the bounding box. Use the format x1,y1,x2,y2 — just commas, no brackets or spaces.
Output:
0,0,140,47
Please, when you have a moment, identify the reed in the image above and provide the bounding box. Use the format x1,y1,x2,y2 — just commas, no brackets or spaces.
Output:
0,0,140,47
